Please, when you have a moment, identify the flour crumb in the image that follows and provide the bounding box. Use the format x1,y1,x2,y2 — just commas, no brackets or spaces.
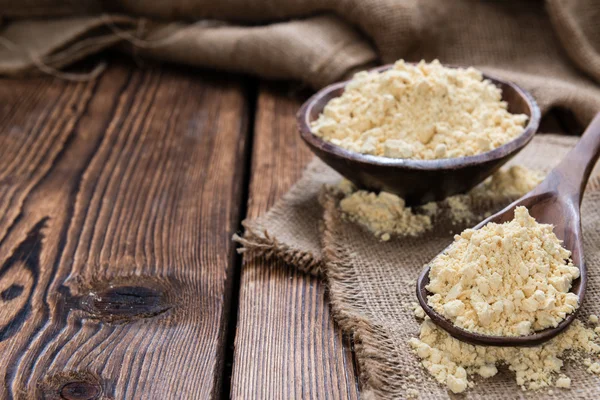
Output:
479,165,544,198
589,362,600,374
337,178,356,195
590,314,599,324
311,60,528,160
446,196,473,224
555,376,571,388
447,367,468,393
445,165,543,225
413,303,426,319
406,388,419,398
421,202,438,216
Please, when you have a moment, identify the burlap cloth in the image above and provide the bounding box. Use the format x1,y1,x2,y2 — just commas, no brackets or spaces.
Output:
237,135,600,399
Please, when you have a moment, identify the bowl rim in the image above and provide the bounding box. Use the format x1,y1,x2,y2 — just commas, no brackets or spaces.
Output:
297,64,541,171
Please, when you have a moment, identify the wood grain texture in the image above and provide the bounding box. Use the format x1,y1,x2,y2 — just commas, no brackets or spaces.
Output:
231,83,359,400
0,62,250,399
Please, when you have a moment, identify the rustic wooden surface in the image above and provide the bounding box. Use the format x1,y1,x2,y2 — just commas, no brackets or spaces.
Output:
0,62,250,399
230,83,359,400
0,57,582,400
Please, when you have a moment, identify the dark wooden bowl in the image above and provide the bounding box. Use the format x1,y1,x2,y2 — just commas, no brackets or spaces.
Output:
297,65,541,205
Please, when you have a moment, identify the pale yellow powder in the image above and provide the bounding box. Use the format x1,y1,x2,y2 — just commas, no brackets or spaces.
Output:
337,165,542,240
427,206,580,336
339,190,432,238
589,362,600,374
555,376,571,389
311,60,528,160
446,196,473,225
447,165,544,224
409,310,600,393
413,302,426,319
476,165,544,198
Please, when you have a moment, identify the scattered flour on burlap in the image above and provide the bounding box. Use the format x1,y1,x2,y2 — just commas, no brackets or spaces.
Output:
337,165,543,240
338,189,432,239
310,60,528,160
427,206,580,337
447,165,545,224
409,307,600,394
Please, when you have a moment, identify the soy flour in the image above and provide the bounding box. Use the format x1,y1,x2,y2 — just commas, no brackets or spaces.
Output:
311,60,528,160
407,205,588,395
409,310,600,394
426,206,580,336
337,165,543,240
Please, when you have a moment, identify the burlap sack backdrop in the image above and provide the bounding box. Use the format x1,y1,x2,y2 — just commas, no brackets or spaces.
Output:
3,1,600,398
1,0,600,125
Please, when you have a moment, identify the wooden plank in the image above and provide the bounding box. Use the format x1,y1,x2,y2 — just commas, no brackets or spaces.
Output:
0,61,250,399
231,83,359,399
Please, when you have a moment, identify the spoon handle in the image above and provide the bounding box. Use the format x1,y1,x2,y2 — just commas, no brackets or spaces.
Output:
534,112,600,205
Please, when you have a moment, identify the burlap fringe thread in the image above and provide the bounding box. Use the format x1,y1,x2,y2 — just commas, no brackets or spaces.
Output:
233,223,323,276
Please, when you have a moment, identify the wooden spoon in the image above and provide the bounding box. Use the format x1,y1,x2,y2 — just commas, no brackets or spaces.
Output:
417,112,600,346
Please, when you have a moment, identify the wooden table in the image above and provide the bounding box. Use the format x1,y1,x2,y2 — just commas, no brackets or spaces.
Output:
0,59,579,399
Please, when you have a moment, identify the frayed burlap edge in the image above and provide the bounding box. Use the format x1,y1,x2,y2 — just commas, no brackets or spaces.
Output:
320,191,420,399
233,159,339,276
233,221,323,276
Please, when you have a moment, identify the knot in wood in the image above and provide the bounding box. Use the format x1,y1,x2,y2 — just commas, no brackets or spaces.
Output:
1,284,24,301
59,381,101,400
79,283,171,323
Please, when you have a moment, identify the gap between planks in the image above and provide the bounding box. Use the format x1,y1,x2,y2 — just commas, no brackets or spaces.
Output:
221,78,259,400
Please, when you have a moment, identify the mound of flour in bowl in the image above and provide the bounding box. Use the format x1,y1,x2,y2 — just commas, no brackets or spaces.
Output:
310,60,528,160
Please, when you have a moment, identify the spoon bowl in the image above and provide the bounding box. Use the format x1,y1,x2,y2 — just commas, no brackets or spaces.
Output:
417,113,600,346
297,65,541,205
